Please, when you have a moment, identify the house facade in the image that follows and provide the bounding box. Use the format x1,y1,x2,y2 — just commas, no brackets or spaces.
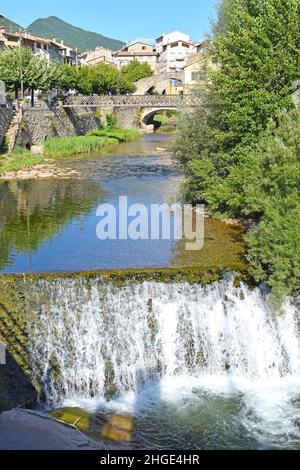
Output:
183,41,217,94
156,31,194,73
80,46,114,66
113,41,158,71
48,39,77,65
0,27,77,65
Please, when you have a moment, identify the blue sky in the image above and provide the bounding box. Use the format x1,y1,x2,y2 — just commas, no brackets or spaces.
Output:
1,0,218,42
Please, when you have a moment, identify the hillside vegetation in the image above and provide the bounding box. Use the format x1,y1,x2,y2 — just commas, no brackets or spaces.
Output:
28,16,124,51
0,14,23,33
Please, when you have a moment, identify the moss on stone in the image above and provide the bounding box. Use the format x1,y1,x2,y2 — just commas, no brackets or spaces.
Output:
0,278,37,410
50,407,107,442
0,266,253,287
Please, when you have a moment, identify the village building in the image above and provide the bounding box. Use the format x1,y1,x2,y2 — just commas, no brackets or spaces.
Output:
80,46,114,66
0,27,77,65
48,38,77,65
113,41,158,71
156,31,194,73
0,28,50,60
182,41,217,94
182,54,206,94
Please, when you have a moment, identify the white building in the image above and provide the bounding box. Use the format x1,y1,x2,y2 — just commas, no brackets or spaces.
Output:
156,31,194,73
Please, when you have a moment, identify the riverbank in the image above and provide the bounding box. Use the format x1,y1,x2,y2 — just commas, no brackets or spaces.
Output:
0,128,141,179
0,148,44,177
43,128,141,158
0,160,81,180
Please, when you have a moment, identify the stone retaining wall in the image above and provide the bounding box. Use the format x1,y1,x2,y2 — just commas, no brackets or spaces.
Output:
0,104,13,149
16,106,105,147
16,106,141,146
0,278,37,411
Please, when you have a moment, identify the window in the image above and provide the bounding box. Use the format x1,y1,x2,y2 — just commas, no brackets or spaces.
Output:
36,42,41,49
191,72,205,81
142,46,146,50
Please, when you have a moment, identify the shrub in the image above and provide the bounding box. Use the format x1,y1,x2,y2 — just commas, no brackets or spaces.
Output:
106,114,117,129
87,128,140,142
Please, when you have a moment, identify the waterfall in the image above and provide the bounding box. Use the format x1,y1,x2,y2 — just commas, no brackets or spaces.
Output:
27,277,300,410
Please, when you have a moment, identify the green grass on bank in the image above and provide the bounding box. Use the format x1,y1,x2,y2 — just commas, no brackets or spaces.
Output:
87,128,141,142
0,147,44,176
153,114,173,126
43,135,119,158
44,128,140,158
0,127,141,174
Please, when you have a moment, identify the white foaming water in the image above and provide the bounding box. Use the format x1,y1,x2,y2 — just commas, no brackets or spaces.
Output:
27,277,300,448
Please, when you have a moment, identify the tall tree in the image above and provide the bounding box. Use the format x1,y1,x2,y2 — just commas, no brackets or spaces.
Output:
0,47,59,102
173,0,300,212
121,60,153,83
172,0,300,298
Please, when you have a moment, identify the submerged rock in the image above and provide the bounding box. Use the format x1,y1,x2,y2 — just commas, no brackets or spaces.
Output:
0,409,126,450
50,407,133,445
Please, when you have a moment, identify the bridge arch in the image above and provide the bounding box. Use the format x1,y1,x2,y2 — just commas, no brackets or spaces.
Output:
141,107,178,128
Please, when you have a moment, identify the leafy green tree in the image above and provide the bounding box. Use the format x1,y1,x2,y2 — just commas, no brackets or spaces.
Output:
212,0,240,35
173,0,300,297
0,47,59,99
120,60,153,83
91,63,119,94
118,75,136,94
57,63,135,95
246,195,300,301
75,66,93,95
174,0,300,213
57,64,79,92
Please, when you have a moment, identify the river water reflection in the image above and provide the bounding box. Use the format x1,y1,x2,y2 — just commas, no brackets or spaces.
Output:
0,135,245,273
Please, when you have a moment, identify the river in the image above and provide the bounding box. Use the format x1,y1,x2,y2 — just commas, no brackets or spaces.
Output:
0,134,299,449
0,134,244,273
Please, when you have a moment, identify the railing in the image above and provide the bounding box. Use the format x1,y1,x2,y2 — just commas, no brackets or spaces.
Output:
62,94,201,108
22,99,62,110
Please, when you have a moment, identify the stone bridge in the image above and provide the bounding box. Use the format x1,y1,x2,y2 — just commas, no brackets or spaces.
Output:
62,94,201,128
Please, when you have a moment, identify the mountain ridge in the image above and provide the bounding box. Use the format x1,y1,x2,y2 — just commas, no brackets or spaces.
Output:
27,16,124,51
0,14,24,33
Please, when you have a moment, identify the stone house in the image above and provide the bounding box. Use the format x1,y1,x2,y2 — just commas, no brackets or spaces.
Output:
48,39,77,65
0,27,77,65
80,46,114,66
182,41,217,94
113,41,158,71
0,28,50,59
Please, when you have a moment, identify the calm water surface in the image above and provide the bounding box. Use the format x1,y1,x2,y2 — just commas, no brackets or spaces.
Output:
0,135,244,273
